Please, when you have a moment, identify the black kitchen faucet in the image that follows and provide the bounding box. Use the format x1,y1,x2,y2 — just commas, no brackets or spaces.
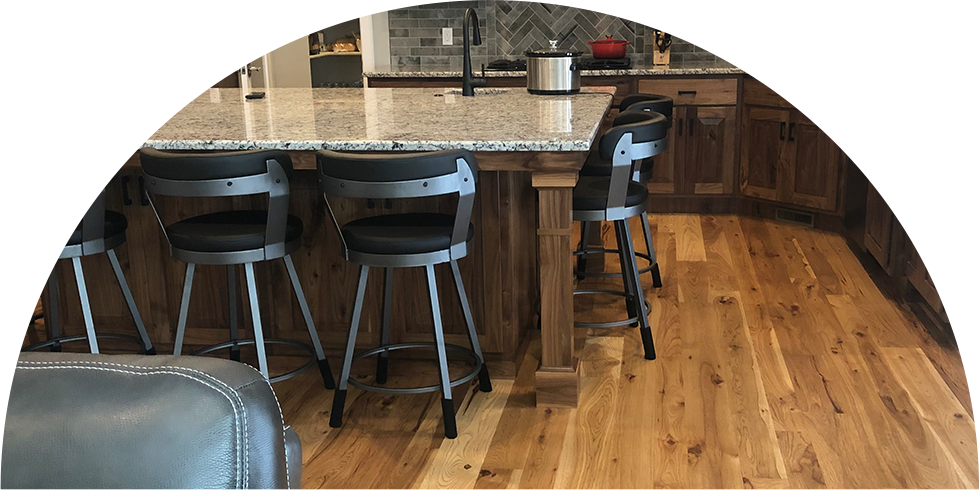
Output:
462,8,487,96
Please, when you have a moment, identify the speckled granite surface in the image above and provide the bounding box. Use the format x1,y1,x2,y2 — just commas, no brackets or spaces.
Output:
364,62,744,78
145,87,615,152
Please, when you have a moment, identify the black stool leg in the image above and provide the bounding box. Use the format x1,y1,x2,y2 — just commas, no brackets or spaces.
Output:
71,257,99,354
227,265,240,362
620,219,656,360
450,260,492,393
376,267,393,384
575,221,591,280
331,265,369,429
284,255,335,390
614,220,640,327
640,212,662,288
173,263,196,356
47,269,61,352
107,249,155,355
426,264,457,439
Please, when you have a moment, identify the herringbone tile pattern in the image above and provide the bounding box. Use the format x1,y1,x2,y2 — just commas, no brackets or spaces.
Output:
494,1,646,61
385,0,730,69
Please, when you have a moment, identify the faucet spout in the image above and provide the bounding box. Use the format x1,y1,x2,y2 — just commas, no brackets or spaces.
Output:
462,8,487,96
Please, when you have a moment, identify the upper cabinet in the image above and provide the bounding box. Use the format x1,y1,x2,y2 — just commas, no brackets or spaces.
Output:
740,79,845,213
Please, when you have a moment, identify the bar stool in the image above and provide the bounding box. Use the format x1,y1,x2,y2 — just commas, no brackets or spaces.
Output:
316,149,492,440
577,94,673,288
26,189,155,354
573,110,668,360
139,148,334,388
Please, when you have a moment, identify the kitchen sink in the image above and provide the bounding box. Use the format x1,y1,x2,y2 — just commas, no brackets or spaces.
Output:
443,88,510,95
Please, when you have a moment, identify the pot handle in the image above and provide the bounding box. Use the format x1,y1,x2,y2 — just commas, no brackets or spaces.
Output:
570,62,580,71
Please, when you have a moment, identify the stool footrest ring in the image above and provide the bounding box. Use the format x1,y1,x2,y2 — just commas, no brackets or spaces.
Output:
22,333,148,354
573,248,657,277
346,342,481,395
573,288,651,329
191,338,317,384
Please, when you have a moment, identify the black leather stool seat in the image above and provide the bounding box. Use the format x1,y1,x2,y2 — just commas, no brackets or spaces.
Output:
68,211,127,245
165,210,303,253
573,177,649,210
341,213,474,255
579,151,654,178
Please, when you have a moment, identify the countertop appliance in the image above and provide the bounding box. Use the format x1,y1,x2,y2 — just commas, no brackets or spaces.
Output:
526,40,582,95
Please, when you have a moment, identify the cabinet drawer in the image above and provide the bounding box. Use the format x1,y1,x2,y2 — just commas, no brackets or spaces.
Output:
582,76,635,108
637,78,737,105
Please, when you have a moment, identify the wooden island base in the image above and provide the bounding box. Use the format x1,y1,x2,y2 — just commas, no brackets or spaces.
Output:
39,150,587,407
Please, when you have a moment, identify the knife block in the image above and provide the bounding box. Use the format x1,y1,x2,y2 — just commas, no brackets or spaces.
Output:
653,47,670,66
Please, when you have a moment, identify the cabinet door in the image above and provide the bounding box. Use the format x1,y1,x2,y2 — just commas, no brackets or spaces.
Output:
905,244,947,321
647,105,684,194
687,105,737,195
740,106,790,201
785,112,842,211
864,182,898,274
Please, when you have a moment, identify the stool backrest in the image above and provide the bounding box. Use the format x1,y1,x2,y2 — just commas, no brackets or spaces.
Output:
72,189,107,256
619,93,674,120
315,149,478,259
138,148,295,256
622,100,674,129
597,111,668,217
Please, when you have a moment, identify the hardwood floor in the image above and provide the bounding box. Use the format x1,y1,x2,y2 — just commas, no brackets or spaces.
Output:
272,214,976,489
23,213,971,487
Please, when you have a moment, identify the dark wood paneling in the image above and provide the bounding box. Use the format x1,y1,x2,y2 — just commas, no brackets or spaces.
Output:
740,106,787,201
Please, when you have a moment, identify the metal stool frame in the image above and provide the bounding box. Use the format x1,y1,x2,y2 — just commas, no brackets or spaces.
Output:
140,148,334,388
576,96,673,288
27,189,155,355
573,114,667,360
317,150,492,439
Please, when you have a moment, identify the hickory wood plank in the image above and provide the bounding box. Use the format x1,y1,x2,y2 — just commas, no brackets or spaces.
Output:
673,213,708,262
883,347,979,488
415,380,514,489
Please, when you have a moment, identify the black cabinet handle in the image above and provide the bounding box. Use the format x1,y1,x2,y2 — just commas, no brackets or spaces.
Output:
138,176,149,205
779,122,786,141
688,118,695,135
366,198,375,209
120,175,133,206
678,118,684,136
677,90,697,95
788,122,796,142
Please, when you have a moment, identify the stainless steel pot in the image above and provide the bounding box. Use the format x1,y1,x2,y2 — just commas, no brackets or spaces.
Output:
526,41,581,95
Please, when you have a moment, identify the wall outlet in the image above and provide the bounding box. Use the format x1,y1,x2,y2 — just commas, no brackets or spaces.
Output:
442,28,453,45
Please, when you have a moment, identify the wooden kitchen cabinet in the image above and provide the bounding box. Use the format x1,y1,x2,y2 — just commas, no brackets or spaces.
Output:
739,105,844,213
906,244,947,322
864,182,905,276
649,105,736,195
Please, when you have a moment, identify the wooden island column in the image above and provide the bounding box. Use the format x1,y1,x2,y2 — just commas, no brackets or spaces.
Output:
532,171,579,408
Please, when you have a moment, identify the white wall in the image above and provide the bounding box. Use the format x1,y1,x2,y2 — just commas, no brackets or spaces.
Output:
359,12,390,73
267,37,312,87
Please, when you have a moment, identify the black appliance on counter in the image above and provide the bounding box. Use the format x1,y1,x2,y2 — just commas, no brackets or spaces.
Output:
484,58,527,71
579,57,632,70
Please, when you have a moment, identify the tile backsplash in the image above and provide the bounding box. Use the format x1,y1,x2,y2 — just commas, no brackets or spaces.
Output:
388,1,730,70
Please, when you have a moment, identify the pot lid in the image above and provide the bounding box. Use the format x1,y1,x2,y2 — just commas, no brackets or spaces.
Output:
589,35,630,44
526,39,582,57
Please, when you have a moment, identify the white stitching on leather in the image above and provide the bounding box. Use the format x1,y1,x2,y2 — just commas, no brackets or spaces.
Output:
18,360,252,487
235,362,291,488
16,364,244,487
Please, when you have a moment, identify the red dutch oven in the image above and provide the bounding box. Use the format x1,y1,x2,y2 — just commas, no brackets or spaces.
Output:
588,35,631,59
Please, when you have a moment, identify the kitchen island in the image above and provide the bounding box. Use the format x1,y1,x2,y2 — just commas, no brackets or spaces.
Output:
47,86,616,408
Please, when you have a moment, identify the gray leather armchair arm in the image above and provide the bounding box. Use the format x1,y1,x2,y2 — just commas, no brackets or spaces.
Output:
2,352,301,489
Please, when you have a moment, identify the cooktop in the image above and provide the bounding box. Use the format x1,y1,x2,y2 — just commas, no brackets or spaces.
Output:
484,59,527,71
579,57,632,70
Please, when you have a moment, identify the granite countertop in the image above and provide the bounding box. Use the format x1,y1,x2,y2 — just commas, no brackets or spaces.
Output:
145,86,615,152
364,61,744,78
